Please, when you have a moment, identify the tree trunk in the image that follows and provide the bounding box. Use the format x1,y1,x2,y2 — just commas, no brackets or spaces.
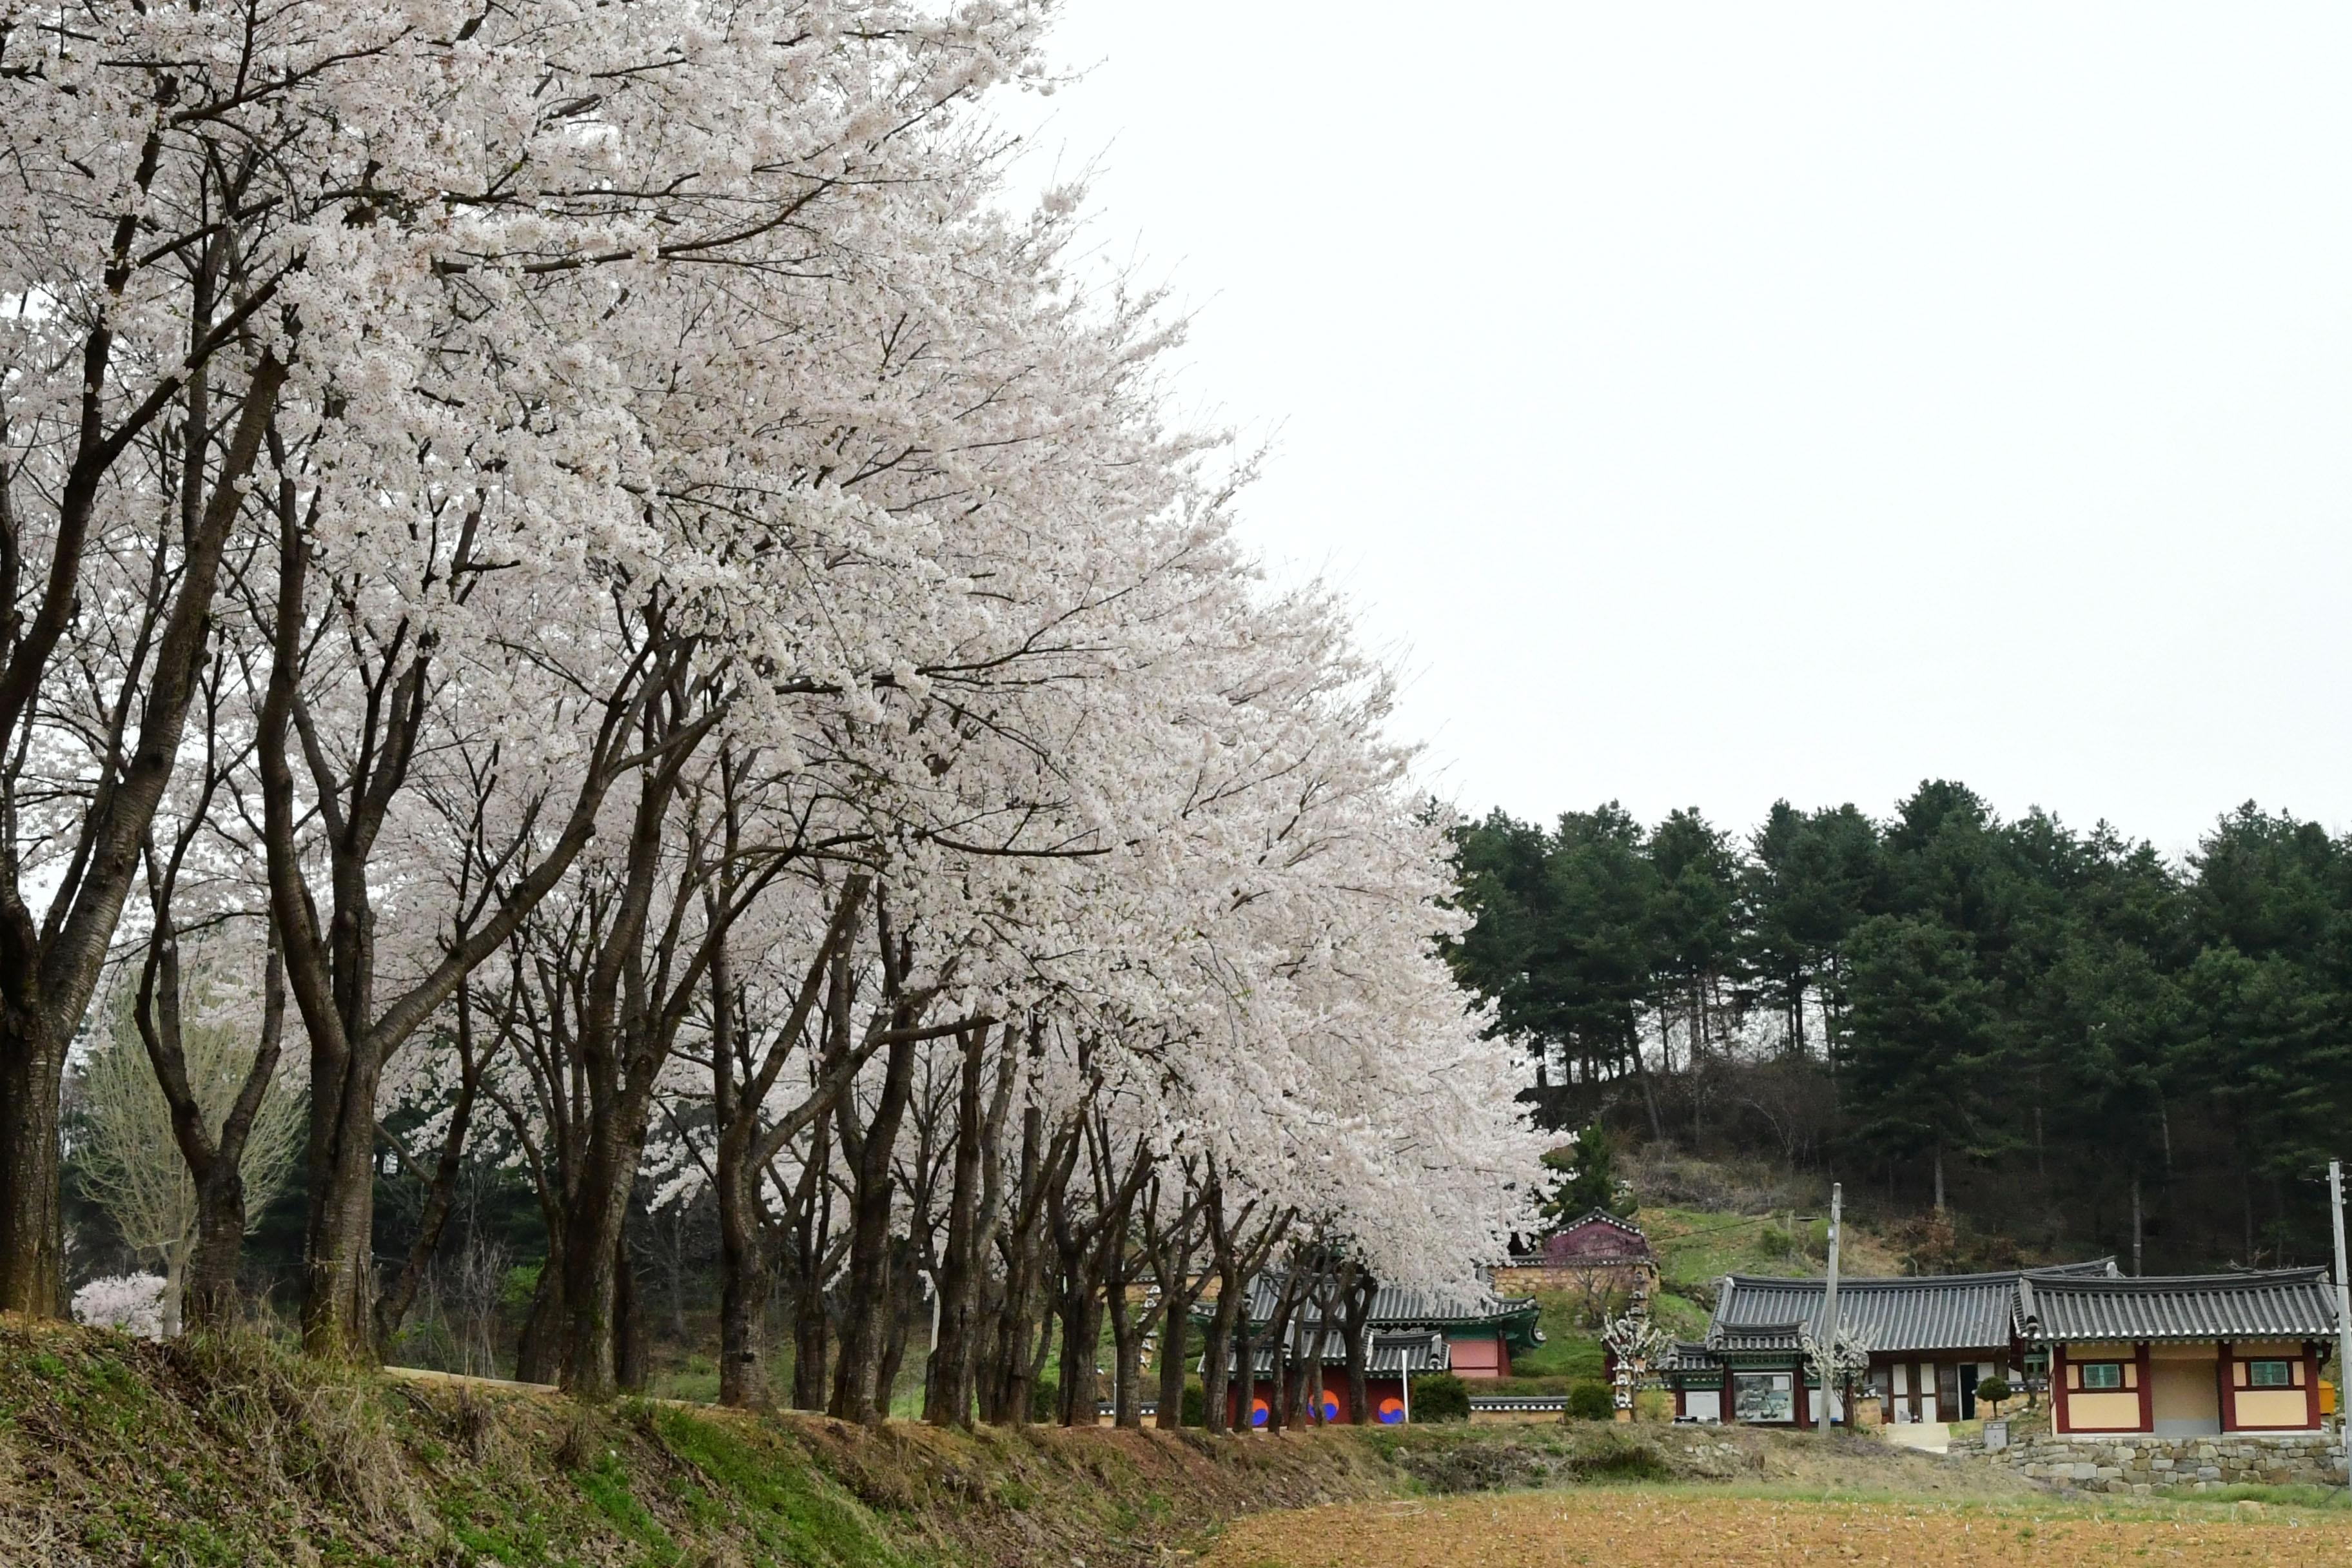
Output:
1932,1142,1946,1214
874,1246,915,1418
183,1166,250,1332
828,1026,921,1424
1231,1310,1256,1435
791,1277,832,1411
516,1259,565,1384
2131,1168,2144,1278
161,1241,188,1340
1109,1266,1143,1428
790,1128,835,1412
1157,1283,1196,1428
1342,1268,1375,1425
616,1224,650,1393
716,1153,772,1407
1261,1270,1309,1433
1200,1272,1242,1435
1629,1029,1665,1144
985,1098,1072,1427
926,1023,1005,1427
0,1015,66,1317
373,973,489,1346
1054,1265,1104,1427
302,1037,386,1359
558,1166,628,1397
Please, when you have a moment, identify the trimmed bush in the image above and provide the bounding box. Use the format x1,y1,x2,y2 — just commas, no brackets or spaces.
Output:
1565,1379,1614,1421
1976,1376,2012,1409
1180,1379,1206,1427
1413,1373,1471,1423
1030,1378,1059,1424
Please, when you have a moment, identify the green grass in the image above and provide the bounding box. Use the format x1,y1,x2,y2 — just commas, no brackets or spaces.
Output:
1516,1205,1846,1365
649,1352,721,1404
1509,1299,1605,1381
1644,1206,1826,1289
652,1406,932,1568
573,1447,681,1562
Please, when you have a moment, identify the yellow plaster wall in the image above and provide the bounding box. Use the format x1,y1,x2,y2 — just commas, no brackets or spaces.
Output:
2150,1342,2212,1360
2066,1391,2143,1430
2236,1342,2301,1358
2234,1390,2313,1428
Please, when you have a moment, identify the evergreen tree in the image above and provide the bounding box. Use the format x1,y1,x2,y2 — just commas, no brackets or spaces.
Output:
1837,914,2000,1212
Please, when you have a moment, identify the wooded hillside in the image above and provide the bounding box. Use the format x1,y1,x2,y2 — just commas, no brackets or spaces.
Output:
1447,781,2351,1271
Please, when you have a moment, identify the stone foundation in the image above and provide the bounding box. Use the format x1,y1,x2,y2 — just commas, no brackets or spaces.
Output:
1951,1429,2345,1493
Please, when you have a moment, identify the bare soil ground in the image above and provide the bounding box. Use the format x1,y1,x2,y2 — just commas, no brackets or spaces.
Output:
1202,1489,2352,1568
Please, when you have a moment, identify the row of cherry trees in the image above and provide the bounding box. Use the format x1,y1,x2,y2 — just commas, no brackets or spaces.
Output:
0,0,1541,1421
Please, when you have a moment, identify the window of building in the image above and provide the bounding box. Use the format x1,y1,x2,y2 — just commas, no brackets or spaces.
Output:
1733,1372,1793,1423
2079,1362,2124,1391
2249,1360,2294,1388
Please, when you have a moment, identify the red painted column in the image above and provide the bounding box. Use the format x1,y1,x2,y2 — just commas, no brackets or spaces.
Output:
2135,1343,2153,1433
2305,1345,2321,1431
2053,1345,2070,1435
2219,1341,2236,1432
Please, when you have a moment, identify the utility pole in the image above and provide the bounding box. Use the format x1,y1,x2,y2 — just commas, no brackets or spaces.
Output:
2329,1162,2352,1484
1818,1182,1842,1436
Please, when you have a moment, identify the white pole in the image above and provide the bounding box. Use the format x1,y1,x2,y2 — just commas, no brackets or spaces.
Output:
1818,1182,1841,1436
2329,1162,2351,1485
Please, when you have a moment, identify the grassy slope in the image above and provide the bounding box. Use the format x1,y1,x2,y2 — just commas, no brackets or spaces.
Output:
0,1316,2057,1566
1509,1200,1913,1381
0,1318,1482,1567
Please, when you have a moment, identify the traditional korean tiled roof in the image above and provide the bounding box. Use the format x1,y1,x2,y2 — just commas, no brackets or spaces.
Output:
1208,1273,1545,1351
1514,1210,1654,1268
1220,1329,1452,1377
1656,1340,1720,1376
2015,1267,2339,1344
1708,1259,2119,1357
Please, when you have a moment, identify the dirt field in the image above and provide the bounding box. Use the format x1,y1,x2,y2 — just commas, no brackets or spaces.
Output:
1201,1489,2352,1567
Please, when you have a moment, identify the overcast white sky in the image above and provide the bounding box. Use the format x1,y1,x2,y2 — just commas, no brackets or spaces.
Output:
1006,4,2352,857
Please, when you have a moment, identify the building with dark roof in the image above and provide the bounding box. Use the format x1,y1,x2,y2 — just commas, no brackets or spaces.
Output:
1666,1264,2106,1426
2015,1267,2338,1436
1197,1274,1544,1426
1654,1260,2338,1437
1504,1211,1660,1317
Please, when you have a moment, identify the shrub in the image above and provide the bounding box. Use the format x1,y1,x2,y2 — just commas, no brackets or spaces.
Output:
1180,1379,1206,1427
1029,1377,1059,1424
1569,1433,1672,1482
1413,1373,1471,1423
1976,1376,2012,1409
1565,1380,1614,1421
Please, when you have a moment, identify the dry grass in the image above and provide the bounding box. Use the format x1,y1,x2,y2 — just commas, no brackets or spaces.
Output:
1203,1489,2352,1567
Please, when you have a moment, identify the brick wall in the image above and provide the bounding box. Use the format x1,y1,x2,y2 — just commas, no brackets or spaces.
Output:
1951,1430,2344,1493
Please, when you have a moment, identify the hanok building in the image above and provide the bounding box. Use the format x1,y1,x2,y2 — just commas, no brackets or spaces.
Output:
1505,1210,1660,1306
1202,1275,1545,1426
1659,1260,2119,1427
2015,1267,2338,1438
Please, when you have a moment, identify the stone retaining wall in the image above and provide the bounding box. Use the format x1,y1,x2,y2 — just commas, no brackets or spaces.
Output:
1950,1429,2344,1493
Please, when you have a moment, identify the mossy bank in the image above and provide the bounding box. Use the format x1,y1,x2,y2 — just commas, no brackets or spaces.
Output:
0,1320,2025,1565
